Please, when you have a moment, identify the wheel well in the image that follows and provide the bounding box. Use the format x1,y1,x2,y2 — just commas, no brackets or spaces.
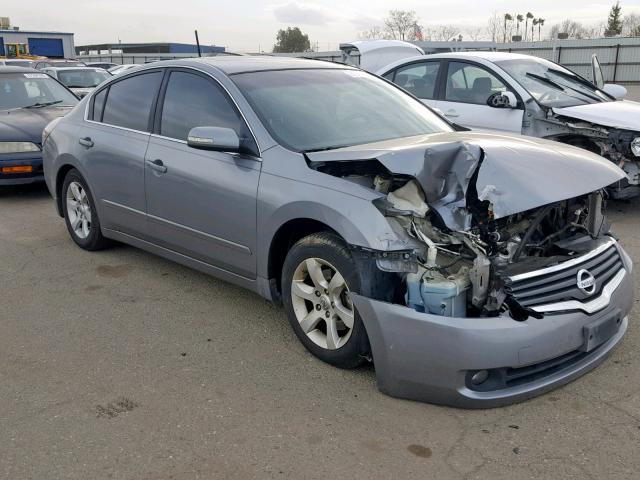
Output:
554,135,601,155
54,165,75,217
268,219,338,303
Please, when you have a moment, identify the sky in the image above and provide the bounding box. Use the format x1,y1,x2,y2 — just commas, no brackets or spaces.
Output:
4,0,640,52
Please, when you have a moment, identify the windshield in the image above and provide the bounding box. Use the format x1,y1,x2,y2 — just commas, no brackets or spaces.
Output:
0,73,78,110
232,69,452,152
56,69,111,88
495,58,611,108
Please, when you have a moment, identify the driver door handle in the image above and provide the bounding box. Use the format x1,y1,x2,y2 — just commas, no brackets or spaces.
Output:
79,137,94,148
146,158,167,174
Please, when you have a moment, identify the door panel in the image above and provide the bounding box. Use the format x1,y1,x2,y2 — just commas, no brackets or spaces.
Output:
145,138,260,278
80,124,150,238
436,99,523,132
144,69,261,279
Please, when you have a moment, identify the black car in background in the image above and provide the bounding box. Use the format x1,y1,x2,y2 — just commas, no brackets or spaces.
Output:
0,67,78,185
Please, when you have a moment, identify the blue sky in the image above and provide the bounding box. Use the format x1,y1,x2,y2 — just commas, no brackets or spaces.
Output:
5,0,640,52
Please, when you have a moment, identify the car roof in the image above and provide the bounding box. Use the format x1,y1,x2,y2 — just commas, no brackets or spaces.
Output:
428,51,544,62
180,55,353,75
0,66,42,74
43,66,105,71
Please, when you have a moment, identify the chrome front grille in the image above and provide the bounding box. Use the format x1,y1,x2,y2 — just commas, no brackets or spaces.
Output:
505,240,625,314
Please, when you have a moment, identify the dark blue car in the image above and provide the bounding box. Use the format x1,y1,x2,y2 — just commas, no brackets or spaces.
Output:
0,66,78,185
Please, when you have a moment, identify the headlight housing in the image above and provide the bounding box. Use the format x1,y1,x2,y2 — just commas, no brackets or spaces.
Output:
631,137,640,157
0,142,41,154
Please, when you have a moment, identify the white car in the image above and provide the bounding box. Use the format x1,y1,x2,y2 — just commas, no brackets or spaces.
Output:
378,52,640,199
107,64,141,76
42,67,112,98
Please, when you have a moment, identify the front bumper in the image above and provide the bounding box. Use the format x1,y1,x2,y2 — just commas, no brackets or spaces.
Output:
0,152,44,186
351,247,634,409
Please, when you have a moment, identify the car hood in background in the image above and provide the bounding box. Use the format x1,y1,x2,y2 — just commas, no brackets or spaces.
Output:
306,131,625,230
69,87,94,98
0,106,73,143
553,100,640,131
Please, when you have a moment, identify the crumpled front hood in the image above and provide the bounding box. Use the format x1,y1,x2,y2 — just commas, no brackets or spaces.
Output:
0,106,72,143
553,100,640,131
306,131,625,230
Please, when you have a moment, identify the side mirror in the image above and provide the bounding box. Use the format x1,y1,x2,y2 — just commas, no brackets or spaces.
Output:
187,126,240,153
487,91,518,109
602,83,627,100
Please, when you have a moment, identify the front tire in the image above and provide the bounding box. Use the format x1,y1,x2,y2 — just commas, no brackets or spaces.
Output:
282,232,372,369
62,169,110,251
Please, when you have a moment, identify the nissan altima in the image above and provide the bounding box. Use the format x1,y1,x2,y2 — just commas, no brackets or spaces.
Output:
42,57,634,407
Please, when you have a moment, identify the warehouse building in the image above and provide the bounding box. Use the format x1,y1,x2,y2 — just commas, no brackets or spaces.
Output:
0,20,75,58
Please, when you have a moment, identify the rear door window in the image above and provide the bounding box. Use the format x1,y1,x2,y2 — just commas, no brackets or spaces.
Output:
101,71,162,132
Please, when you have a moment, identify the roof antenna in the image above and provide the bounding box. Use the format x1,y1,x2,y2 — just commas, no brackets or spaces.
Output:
194,30,202,58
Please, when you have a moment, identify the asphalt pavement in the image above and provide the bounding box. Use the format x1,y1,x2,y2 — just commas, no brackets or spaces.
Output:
1,183,639,480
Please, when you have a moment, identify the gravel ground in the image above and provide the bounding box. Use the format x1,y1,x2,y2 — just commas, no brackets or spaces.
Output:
0,184,639,480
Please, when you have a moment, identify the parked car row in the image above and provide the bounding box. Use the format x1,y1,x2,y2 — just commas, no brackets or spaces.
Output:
31,55,634,408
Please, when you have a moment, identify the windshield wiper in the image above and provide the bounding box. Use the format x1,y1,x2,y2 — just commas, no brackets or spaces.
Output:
525,72,565,91
546,69,604,102
23,100,64,109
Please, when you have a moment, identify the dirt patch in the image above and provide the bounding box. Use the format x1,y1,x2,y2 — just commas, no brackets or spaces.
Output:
407,444,432,458
96,265,134,279
95,397,139,419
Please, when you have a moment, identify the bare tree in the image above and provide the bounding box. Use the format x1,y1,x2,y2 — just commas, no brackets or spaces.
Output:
384,10,421,41
464,26,485,41
487,12,501,42
623,13,640,36
358,26,388,40
549,19,594,39
431,25,460,41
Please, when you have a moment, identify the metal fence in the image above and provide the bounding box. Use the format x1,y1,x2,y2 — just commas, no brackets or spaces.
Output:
496,37,640,84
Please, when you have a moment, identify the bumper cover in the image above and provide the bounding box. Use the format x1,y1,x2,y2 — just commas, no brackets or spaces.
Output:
0,153,44,186
351,260,633,408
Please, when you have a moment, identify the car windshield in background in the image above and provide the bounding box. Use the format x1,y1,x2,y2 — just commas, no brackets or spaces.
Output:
0,73,79,110
232,68,452,152
496,58,611,108
57,69,111,88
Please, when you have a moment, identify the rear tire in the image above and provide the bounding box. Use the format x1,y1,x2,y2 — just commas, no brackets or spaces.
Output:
282,232,391,369
61,169,110,251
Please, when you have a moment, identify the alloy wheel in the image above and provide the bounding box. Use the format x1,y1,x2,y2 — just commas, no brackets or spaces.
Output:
290,257,355,350
66,181,92,239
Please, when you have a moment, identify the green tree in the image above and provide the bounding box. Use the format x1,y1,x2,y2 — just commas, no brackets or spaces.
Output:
503,13,513,42
605,1,623,37
537,18,545,40
273,27,311,53
516,14,524,37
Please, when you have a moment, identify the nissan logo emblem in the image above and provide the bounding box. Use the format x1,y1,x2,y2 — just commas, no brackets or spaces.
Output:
577,269,596,295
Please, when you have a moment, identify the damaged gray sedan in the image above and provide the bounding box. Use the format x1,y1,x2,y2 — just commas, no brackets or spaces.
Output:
42,57,634,408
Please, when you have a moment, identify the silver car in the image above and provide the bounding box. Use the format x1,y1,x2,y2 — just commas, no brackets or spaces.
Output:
41,67,111,98
42,57,634,408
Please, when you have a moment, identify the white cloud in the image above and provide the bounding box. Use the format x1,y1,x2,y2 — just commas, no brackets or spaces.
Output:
271,2,339,25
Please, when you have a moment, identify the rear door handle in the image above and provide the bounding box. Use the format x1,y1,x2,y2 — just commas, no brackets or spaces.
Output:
146,159,167,174
444,111,460,118
79,137,94,148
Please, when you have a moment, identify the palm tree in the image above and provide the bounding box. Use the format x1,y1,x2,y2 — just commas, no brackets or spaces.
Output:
525,12,534,41
504,13,513,42
516,14,524,38
537,18,545,41
532,18,538,42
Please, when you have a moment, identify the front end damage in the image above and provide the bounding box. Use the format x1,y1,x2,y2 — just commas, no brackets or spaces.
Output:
307,134,634,407
524,108,640,200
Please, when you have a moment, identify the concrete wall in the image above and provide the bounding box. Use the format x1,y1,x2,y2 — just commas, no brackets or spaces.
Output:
0,30,75,58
